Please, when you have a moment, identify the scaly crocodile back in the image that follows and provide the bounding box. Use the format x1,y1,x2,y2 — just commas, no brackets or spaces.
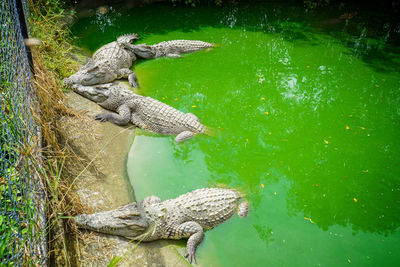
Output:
133,97,206,135
163,188,245,230
93,41,136,69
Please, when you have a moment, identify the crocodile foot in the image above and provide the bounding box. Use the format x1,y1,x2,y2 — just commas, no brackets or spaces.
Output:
95,113,109,122
175,131,194,143
185,250,197,264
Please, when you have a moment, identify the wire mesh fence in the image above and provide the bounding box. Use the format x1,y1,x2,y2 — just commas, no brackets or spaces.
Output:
1,0,46,265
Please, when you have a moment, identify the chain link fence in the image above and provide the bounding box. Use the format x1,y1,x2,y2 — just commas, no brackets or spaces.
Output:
1,0,46,265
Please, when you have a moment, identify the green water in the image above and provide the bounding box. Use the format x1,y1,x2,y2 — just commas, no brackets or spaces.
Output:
71,2,400,266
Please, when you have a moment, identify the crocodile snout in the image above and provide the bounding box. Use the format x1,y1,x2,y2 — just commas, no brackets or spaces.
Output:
74,215,88,226
63,77,73,86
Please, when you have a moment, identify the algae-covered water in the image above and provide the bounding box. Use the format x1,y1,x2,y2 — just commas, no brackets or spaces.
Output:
71,2,400,266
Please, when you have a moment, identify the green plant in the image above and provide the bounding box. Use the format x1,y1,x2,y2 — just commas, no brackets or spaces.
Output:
0,74,39,264
303,0,331,12
28,0,79,89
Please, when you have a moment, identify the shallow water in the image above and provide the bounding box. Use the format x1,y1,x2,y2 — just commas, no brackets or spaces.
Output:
71,2,400,266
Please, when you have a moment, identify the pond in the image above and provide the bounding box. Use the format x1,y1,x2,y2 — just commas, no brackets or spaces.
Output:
71,1,400,266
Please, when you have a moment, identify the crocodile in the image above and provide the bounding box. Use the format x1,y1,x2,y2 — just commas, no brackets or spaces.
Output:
64,36,214,87
75,188,249,264
121,39,214,59
64,33,140,87
72,83,206,142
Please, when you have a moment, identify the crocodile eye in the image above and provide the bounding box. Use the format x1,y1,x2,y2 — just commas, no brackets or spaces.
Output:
87,66,99,73
95,71,106,78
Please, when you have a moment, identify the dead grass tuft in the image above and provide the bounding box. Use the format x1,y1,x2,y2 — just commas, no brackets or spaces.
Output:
31,47,84,266
27,1,89,263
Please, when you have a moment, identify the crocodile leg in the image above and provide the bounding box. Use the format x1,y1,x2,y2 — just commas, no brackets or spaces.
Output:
170,221,204,264
130,113,147,129
128,72,138,88
117,68,138,87
175,131,195,143
95,104,131,126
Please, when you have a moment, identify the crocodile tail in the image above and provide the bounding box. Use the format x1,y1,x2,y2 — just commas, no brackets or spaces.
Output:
179,40,214,52
117,33,140,44
185,40,214,48
159,40,214,53
203,126,215,137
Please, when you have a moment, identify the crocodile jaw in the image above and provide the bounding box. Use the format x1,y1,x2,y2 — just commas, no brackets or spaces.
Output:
70,84,111,103
75,203,149,239
64,62,117,86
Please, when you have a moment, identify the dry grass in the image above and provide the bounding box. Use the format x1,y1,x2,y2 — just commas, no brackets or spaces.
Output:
27,1,88,263
31,47,84,266
27,1,140,265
